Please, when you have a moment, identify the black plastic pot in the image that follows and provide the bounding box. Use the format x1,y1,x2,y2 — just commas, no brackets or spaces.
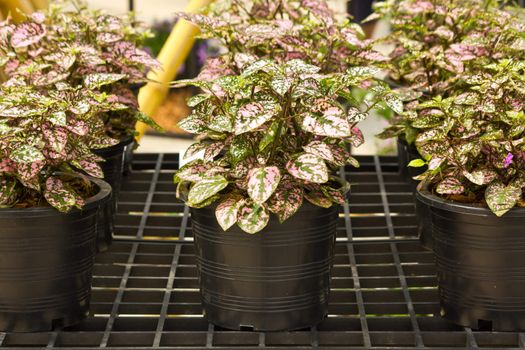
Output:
397,138,432,249
417,188,525,331
92,137,133,252
0,177,111,332
397,138,426,187
191,203,338,331
122,139,136,176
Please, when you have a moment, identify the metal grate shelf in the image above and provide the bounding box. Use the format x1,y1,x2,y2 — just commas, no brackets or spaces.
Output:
1,153,524,349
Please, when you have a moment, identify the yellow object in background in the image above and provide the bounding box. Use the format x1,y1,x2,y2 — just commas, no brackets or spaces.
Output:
136,0,214,141
0,0,34,22
30,0,47,10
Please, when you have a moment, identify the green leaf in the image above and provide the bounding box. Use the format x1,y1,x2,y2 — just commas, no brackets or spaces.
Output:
237,201,270,234
286,153,329,183
187,94,209,108
215,195,243,231
208,114,233,133
485,182,521,217
259,121,279,152
284,59,321,75
49,111,67,126
242,59,280,78
178,114,207,134
235,100,280,134
384,94,404,114
135,111,162,131
10,145,45,163
247,167,281,204
408,159,426,168
84,73,126,89
188,175,228,206
271,75,293,96
229,136,252,166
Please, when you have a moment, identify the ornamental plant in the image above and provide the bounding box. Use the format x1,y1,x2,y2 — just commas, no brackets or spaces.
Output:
174,58,400,234
377,1,525,216
0,0,160,140
177,0,389,79
0,77,128,212
374,0,520,144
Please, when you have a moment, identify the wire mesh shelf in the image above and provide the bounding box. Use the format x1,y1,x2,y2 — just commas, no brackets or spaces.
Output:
1,153,524,349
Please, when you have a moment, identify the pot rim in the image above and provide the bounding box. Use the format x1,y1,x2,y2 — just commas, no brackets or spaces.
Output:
416,182,525,217
0,176,111,216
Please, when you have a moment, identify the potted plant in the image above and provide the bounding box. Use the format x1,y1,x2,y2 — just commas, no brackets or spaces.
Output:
0,77,113,331
403,3,525,330
173,0,400,331
374,0,503,248
174,56,396,331
0,3,160,250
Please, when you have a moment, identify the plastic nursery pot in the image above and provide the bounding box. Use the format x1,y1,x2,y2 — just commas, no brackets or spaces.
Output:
397,138,426,187
92,136,133,252
191,203,338,331
122,138,136,176
396,138,432,249
417,187,525,331
0,177,111,332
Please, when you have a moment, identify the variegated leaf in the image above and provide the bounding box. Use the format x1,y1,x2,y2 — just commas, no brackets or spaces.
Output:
286,153,329,183
247,167,281,204
463,169,497,186
237,201,270,234
188,175,229,206
215,195,243,231
485,182,521,217
0,177,17,205
303,141,335,163
73,159,104,178
44,177,76,212
301,109,351,138
10,145,44,163
84,73,126,89
267,179,304,223
436,177,464,195
235,101,280,134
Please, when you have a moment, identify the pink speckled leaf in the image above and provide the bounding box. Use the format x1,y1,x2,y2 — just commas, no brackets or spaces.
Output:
286,153,328,183
303,141,335,163
436,177,464,195
235,101,280,135
73,159,104,178
0,177,17,205
301,109,351,138
67,120,89,136
44,176,76,212
237,200,270,234
304,185,333,208
10,23,46,48
267,178,304,223
43,126,67,154
215,195,243,231
247,166,281,204
16,160,45,183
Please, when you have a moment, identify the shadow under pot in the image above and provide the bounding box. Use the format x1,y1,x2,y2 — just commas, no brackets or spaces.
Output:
92,136,134,252
191,203,338,331
0,177,111,332
416,186,525,331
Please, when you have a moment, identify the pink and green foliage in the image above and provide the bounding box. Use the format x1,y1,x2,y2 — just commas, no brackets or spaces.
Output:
375,0,523,144
376,0,525,216
177,0,388,76
174,58,396,233
0,80,126,211
0,0,160,140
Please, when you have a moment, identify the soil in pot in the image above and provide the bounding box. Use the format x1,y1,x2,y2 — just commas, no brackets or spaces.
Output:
191,203,338,331
0,177,111,332
92,137,133,252
417,187,525,331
